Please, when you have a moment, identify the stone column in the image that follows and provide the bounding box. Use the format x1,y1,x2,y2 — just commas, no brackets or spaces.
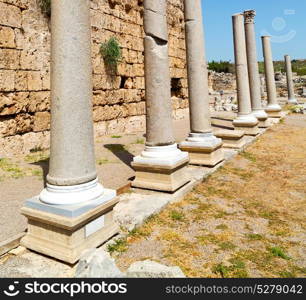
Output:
244,10,269,127
21,0,118,264
232,13,259,135
179,0,223,166
261,36,282,117
285,55,298,104
132,0,189,192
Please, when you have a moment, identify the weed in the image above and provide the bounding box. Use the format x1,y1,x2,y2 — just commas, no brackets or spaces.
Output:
100,37,122,73
216,224,228,230
111,135,122,139
269,246,291,260
107,239,127,254
246,234,264,240
170,210,184,221
134,138,145,144
219,242,236,250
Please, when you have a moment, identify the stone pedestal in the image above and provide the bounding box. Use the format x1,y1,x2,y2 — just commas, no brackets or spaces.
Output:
21,193,118,264
132,0,189,192
232,13,259,135
21,0,117,263
262,36,282,118
214,129,248,149
179,0,224,166
285,55,298,104
244,10,269,128
132,145,189,192
180,133,223,166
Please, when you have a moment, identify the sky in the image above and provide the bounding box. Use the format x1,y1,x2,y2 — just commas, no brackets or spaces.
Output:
202,0,306,62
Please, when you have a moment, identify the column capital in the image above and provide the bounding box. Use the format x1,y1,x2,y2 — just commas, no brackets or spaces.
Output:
244,10,256,24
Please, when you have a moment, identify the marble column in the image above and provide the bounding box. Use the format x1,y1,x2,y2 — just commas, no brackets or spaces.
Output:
132,0,189,192
21,0,118,264
179,0,223,166
244,10,269,127
285,55,298,104
232,13,259,135
261,36,282,117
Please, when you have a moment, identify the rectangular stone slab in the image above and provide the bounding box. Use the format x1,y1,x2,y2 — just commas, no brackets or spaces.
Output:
21,197,119,264
132,160,189,192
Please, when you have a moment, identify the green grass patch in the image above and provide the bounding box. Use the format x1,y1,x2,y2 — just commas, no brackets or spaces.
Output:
246,233,264,240
269,246,291,260
216,224,228,230
107,239,127,254
213,260,248,278
170,210,185,221
134,138,145,144
219,242,236,250
111,135,122,139
240,151,257,163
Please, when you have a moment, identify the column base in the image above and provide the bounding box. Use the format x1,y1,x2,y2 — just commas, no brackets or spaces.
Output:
179,133,224,166
214,129,248,149
131,144,190,192
20,189,118,264
265,104,282,118
233,114,260,136
287,98,298,105
258,118,273,128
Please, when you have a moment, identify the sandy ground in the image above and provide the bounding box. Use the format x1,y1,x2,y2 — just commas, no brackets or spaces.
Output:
0,117,190,243
0,113,305,278
113,114,306,278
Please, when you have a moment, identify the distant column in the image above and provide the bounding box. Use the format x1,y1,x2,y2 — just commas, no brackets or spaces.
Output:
232,13,259,135
261,36,282,117
284,55,298,104
131,0,190,192
244,10,269,127
179,0,224,166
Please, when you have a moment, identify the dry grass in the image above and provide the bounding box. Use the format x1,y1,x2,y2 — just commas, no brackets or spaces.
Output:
115,118,306,277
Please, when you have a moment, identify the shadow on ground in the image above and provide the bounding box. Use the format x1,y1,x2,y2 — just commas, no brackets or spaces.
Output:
104,144,134,167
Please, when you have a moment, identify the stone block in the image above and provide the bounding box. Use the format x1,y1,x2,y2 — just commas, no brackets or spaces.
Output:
0,49,20,69
234,125,260,136
0,2,22,28
33,111,50,132
132,158,190,192
0,26,16,48
0,70,15,92
21,197,119,264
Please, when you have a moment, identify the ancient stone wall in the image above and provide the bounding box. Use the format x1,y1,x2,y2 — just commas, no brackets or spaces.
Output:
0,0,188,155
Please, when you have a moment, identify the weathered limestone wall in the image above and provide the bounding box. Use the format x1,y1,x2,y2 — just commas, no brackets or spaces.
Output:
0,0,188,155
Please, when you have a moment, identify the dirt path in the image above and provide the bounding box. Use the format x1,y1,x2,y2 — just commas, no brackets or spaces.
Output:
114,114,306,278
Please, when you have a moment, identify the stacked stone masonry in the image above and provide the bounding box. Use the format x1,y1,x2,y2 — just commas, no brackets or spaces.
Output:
0,0,188,155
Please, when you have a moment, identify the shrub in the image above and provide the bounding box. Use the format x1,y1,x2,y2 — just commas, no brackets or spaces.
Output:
100,37,122,73
208,60,235,74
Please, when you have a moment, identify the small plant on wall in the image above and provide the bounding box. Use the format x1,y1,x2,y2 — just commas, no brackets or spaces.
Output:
38,0,51,17
100,37,122,74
